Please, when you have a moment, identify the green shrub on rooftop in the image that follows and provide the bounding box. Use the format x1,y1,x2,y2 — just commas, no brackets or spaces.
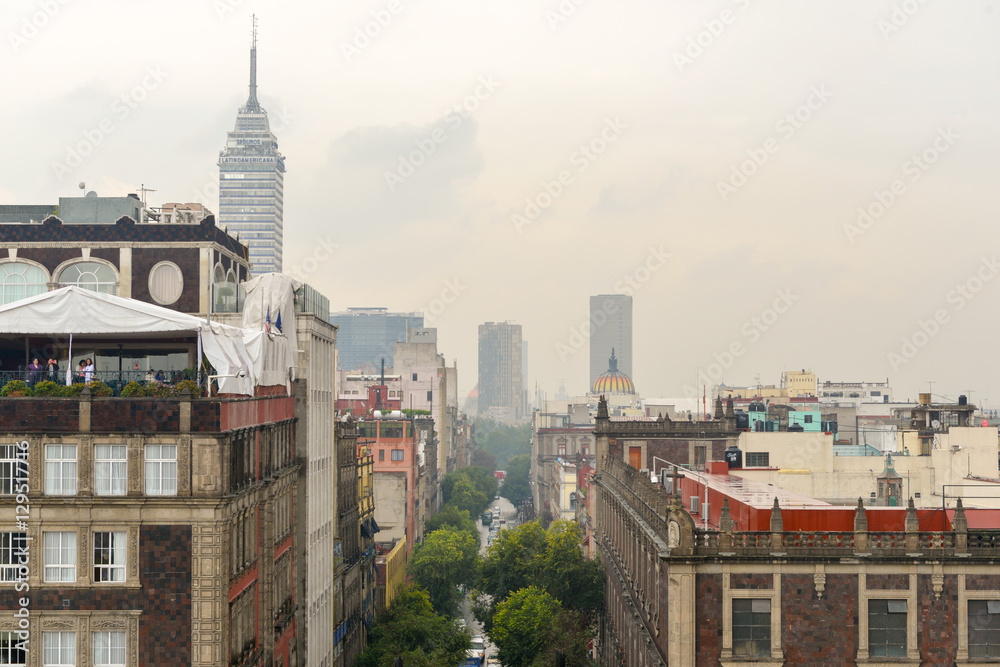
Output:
0,380,31,397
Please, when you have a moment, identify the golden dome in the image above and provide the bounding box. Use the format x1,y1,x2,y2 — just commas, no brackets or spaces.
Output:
591,349,635,395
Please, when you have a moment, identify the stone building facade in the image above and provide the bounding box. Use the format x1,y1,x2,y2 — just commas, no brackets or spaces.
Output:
590,396,1000,666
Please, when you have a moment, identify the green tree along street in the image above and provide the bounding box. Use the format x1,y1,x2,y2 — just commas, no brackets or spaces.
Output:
474,520,603,665
440,466,499,518
499,453,531,506
408,527,479,616
424,504,480,547
358,584,471,667
474,418,531,467
491,586,561,667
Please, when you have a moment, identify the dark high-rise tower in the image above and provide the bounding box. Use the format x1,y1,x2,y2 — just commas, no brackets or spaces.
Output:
218,16,285,275
589,294,633,388
478,321,523,420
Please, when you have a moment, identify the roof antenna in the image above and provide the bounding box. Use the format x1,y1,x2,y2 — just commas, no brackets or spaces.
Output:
245,15,260,111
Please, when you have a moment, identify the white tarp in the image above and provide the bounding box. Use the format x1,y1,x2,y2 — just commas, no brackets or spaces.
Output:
240,273,299,390
0,286,255,395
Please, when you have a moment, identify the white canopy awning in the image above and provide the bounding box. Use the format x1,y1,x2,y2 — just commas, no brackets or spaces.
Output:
0,286,255,395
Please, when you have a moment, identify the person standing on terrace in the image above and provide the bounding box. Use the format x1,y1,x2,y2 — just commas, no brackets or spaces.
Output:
27,358,42,386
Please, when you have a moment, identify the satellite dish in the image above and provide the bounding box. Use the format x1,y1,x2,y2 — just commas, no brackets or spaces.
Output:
932,419,941,429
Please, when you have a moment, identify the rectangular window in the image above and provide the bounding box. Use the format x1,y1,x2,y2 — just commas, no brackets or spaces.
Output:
558,443,566,456
378,449,384,461
426,390,433,402
0,632,26,666
0,533,27,582
969,600,1000,658
412,373,417,381
732,598,770,658
144,445,177,496
391,450,404,461
93,531,126,583
804,415,813,423
871,391,882,397
868,599,907,657
92,631,125,667
42,631,76,667
45,445,77,495
746,452,770,468
0,445,20,495
43,531,77,583
94,445,127,496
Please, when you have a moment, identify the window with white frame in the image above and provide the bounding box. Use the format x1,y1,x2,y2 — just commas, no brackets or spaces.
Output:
57,261,117,295
147,261,184,305
93,531,126,583
0,445,20,495
94,445,127,496
969,600,1000,658
0,533,27,582
0,632,26,666
43,531,77,583
868,599,908,658
92,631,125,667
391,450,404,461
0,261,48,306
45,444,78,495
732,598,771,658
144,444,177,495
42,631,76,667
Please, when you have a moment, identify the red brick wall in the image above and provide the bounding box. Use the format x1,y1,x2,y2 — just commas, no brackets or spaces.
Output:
731,573,773,589
646,439,690,467
696,573,722,664
91,398,181,433
0,398,79,431
131,247,200,312
967,575,1000,590
918,574,957,665
782,573,857,666
866,573,910,590
17,248,88,274
0,525,191,666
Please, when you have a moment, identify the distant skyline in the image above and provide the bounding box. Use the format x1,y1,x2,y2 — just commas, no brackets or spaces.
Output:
2,1,999,406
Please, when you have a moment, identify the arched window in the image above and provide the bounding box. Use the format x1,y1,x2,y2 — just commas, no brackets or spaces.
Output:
213,266,239,313
57,261,117,294
0,261,48,305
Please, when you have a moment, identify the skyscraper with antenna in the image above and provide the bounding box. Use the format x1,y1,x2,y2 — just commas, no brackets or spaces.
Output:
218,15,286,275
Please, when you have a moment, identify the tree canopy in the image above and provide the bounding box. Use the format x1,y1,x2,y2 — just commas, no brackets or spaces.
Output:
409,527,480,616
475,520,603,633
424,505,479,546
358,584,471,667
441,466,498,518
474,418,531,467
500,454,531,506
491,586,561,667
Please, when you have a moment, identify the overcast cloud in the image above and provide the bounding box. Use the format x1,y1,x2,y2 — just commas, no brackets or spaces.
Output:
2,0,999,406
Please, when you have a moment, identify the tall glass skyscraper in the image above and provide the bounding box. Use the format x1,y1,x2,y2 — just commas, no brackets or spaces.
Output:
218,25,285,275
330,308,424,371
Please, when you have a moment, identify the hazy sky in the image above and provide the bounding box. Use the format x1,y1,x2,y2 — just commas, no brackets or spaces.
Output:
3,0,999,406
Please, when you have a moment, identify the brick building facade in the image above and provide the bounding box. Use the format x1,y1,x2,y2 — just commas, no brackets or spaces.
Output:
0,387,298,666
591,396,1000,666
